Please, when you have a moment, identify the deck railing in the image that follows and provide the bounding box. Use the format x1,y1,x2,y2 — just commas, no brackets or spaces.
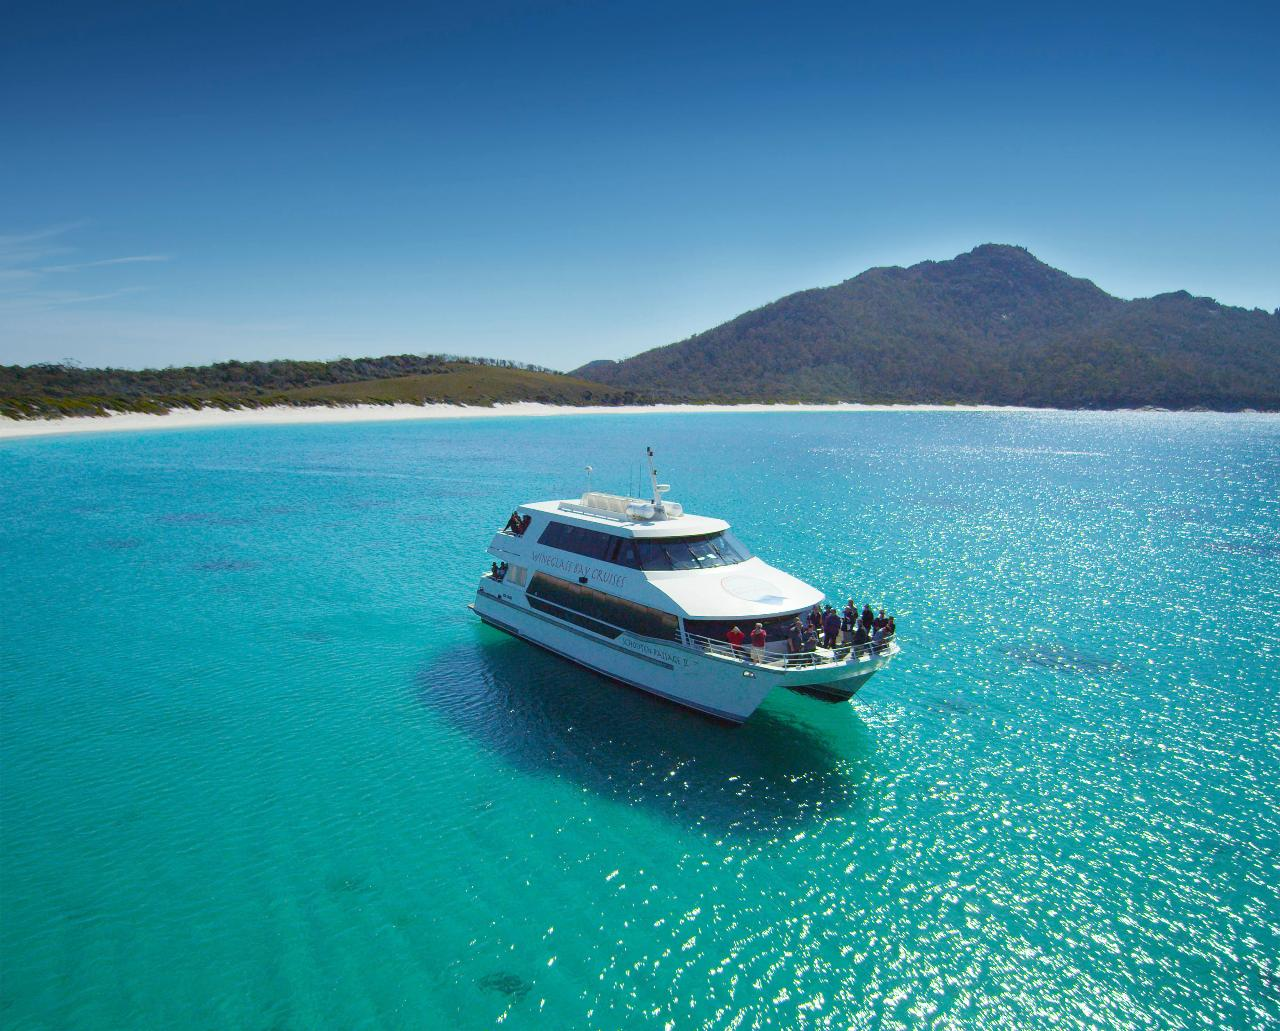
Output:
481,570,898,671
679,630,896,669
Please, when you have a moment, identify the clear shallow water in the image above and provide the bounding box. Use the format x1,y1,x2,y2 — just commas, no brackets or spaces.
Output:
1,411,1278,1030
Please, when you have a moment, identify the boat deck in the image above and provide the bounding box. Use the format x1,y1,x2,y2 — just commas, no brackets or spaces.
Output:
682,630,899,671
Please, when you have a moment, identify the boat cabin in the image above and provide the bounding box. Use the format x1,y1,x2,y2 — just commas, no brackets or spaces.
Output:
490,491,822,647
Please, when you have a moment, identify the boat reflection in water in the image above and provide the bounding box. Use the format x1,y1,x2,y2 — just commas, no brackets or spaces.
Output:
415,634,877,839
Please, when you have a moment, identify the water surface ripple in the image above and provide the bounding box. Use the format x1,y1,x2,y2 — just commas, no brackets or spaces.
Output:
2,411,1277,1029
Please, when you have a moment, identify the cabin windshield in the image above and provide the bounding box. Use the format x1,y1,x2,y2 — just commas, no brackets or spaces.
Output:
633,532,751,570
538,522,751,571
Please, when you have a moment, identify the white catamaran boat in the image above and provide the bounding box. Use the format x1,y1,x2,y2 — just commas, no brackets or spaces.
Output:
470,450,900,723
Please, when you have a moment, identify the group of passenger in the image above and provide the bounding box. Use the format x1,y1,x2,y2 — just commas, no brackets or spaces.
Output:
725,623,770,663
490,561,509,581
504,511,532,536
723,599,895,665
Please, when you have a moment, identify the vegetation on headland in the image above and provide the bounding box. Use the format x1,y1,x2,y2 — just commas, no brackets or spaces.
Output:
0,355,648,420
572,245,1280,411
280,364,647,407
6,245,1279,419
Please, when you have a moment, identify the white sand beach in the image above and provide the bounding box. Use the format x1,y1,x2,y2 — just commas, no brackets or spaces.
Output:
0,401,1050,440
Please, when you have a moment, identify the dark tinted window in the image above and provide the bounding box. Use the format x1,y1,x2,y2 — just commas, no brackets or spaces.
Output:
613,538,638,568
634,531,751,570
527,573,679,641
633,539,671,570
537,521,751,571
538,522,632,564
685,612,806,644
562,525,609,561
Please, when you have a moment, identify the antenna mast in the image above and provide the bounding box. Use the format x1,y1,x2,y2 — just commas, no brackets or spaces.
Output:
646,447,665,514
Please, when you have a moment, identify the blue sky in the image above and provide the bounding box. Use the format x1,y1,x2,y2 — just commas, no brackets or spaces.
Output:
2,0,1276,371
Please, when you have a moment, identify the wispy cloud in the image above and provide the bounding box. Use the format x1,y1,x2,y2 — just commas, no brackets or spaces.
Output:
0,223,83,269
41,255,171,273
0,223,87,249
0,224,170,313
0,286,150,313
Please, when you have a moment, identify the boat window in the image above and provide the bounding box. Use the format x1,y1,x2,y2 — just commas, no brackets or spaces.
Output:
612,538,637,567
527,572,679,641
685,612,805,644
538,521,620,563
632,539,671,570
634,531,751,571
537,521,751,571
565,525,608,561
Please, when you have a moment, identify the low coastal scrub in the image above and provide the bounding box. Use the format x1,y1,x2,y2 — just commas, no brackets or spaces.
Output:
0,394,295,420
0,359,650,420
0,353,558,399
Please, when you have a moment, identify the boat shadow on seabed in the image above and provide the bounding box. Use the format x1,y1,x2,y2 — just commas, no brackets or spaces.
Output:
414,631,879,839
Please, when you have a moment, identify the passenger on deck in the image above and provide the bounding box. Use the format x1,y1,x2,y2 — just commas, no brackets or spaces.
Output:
803,626,820,663
807,604,823,631
861,602,874,628
872,622,885,653
836,606,852,654
750,623,767,662
852,621,871,657
520,514,531,535
874,609,888,634
726,625,746,658
490,562,500,578
788,618,805,655
822,605,840,648
504,510,523,534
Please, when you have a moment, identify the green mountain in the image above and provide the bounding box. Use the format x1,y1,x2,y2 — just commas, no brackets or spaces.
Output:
571,245,1280,410
0,355,647,419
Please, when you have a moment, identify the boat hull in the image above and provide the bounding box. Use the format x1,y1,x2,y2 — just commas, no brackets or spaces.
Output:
471,585,891,723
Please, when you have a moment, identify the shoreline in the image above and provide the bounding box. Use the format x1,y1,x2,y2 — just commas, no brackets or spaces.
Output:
0,401,1271,440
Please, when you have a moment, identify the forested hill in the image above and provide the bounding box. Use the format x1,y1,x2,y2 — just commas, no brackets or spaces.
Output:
0,355,647,419
571,245,1280,410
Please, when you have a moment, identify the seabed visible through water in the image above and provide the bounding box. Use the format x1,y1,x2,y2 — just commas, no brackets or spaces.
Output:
2,409,1277,1029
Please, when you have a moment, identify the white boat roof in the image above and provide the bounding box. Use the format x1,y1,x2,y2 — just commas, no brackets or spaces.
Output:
504,494,825,619
522,497,730,538
645,557,824,619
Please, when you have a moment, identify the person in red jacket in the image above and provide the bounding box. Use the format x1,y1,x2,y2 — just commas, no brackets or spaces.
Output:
749,623,768,662
726,625,746,658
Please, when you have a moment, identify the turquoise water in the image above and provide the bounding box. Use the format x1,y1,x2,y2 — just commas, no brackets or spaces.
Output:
2,411,1278,1029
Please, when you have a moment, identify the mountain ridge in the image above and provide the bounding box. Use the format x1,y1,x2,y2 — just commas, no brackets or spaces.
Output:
571,245,1280,410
